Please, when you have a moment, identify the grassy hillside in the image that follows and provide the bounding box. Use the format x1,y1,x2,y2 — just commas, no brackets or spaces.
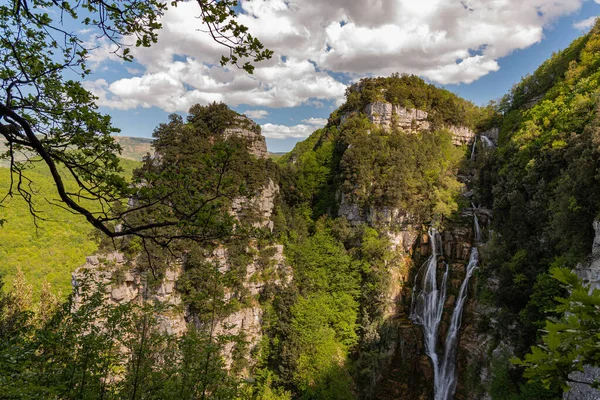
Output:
0,158,139,299
112,136,154,161
0,136,152,168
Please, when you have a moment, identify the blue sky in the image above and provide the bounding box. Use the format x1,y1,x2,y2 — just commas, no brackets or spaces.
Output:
445,1,600,105
80,0,600,153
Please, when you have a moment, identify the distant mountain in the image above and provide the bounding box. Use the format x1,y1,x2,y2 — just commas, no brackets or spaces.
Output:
2,135,286,165
112,136,154,161
0,136,153,167
267,151,287,159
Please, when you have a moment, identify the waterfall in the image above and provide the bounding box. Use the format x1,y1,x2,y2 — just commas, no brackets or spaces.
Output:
481,135,494,148
410,228,448,391
474,213,482,243
436,247,479,400
470,135,477,160
410,227,480,400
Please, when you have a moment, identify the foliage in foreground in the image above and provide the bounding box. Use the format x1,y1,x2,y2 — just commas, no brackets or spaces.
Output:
469,19,600,398
0,272,246,399
516,268,600,392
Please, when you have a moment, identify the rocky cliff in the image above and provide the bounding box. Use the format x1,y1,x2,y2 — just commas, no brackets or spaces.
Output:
222,115,267,158
362,101,475,146
374,218,486,400
72,111,285,371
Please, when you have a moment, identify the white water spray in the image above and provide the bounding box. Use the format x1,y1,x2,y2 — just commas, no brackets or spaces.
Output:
410,228,448,392
470,135,477,160
436,247,479,400
410,224,480,400
481,135,495,148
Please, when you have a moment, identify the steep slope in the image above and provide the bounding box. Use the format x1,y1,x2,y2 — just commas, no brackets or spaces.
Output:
112,136,153,161
467,19,600,400
64,78,483,399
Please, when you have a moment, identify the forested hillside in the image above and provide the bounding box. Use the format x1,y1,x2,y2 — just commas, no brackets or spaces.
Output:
469,20,600,399
0,159,139,298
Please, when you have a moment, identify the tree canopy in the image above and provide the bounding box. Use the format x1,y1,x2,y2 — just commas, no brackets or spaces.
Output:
0,0,272,237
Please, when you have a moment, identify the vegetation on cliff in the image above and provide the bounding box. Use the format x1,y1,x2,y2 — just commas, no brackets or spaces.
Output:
280,74,468,226
0,103,282,399
471,19,600,398
339,73,480,129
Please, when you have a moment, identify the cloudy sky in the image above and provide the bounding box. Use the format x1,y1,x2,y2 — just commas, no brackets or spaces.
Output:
82,0,600,152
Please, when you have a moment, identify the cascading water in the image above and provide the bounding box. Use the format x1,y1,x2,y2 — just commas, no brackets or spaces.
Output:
470,135,477,160
436,247,479,400
410,220,480,400
480,135,495,148
410,228,448,393
474,214,482,243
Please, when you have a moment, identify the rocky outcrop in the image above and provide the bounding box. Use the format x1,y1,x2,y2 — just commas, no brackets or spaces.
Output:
364,102,430,132
565,220,600,399
201,244,290,367
574,220,600,288
338,191,415,227
73,252,187,336
441,226,474,261
73,120,283,371
73,242,289,368
232,178,279,230
222,115,267,158
447,125,476,146
362,102,475,146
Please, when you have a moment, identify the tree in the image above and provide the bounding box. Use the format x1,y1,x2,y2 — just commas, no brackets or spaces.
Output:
515,267,600,392
0,0,272,237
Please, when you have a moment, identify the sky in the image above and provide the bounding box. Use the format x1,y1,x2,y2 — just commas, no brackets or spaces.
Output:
80,0,600,152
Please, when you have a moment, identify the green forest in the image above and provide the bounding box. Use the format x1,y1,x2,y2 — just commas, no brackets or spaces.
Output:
3,0,600,399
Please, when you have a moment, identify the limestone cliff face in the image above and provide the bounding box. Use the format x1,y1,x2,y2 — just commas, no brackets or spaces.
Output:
375,221,483,400
231,178,278,230
191,243,290,367
574,220,600,287
480,127,500,145
73,241,289,367
364,102,430,132
362,101,475,146
222,115,267,158
73,252,187,336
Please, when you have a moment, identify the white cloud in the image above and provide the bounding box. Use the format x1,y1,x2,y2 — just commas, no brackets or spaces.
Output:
89,55,346,112
261,123,318,139
244,110,270,119
125,67,144,75
302,117,328,126
84,37,122,68
238,0,584,83
85,0,588,112
260,117,327,139
574,16,598,30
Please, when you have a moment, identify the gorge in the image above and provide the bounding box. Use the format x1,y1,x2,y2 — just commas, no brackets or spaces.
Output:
4,19,600,400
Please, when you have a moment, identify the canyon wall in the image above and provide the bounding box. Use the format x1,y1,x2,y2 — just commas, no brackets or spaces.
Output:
363,101,476,146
